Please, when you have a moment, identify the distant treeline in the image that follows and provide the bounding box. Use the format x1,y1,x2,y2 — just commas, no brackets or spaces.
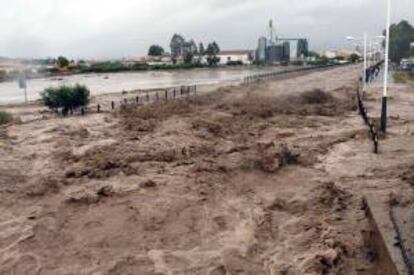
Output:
388,20,414,62
78,61,209,73
0,62,211,83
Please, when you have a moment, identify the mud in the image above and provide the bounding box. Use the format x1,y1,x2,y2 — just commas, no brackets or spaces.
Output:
1,65,413,274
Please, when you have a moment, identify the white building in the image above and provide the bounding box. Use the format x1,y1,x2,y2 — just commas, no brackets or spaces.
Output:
319,49,356,59
217,50,253,65
321,50,337,59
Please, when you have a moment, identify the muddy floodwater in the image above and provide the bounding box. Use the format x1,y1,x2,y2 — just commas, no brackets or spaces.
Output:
3,65,414,274
0,66,291,104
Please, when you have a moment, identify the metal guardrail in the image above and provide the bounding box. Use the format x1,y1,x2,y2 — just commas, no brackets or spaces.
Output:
356,84,379,154
243,63,348,84
389,206,414,275
356,61,384,154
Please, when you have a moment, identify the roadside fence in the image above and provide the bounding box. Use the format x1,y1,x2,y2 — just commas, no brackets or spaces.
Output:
91,85,197,114
364,61,384,84
356,61,384,154
356,84,379,154
389,206,414,274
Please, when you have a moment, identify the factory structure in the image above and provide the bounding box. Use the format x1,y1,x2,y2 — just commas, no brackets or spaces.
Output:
256,20,309,64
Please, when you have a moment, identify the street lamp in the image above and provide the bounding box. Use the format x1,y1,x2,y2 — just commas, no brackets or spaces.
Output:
381,0,391,133
372,41,383,64
368,41,381,64
347,34,368,92
346,34,386,93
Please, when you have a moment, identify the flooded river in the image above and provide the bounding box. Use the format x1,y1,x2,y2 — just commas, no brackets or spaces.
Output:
0,66,290,105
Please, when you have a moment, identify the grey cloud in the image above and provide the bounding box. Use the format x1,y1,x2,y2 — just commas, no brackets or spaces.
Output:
0,0,413,59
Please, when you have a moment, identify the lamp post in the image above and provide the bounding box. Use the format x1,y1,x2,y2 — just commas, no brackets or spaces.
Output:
347,34,368,92
368,38,373,68
18,74,28,104
363,33,368,92
381,0,391,133
371,42,381,64
347,35,386,93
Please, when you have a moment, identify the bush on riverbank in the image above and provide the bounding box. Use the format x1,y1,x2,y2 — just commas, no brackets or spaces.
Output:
82,61,133,73
394,72,414,83
41,84,90,114
0,111,12,125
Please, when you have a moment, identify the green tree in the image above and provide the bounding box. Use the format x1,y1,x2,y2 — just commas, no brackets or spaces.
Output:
199,42,205,55
320,56,329,65
308,51,320,59
0,70,6,81
387,20,414,63
57,56,69,68
206,42,221,66
348,53,360,63
148,45,165,56
41,84,90,114
0,111,12,125
88,61,128,73
41,58,56,65
183,52,194,65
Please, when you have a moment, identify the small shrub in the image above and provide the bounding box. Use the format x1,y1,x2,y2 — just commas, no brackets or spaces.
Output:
41,84,90,114
0,111,12,125
393,72,414,83
301,89,333,104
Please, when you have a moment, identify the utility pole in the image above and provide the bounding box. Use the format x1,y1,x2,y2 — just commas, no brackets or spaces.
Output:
18,74,28,104
368,39,373,68
381,0,391,133
346,35,367,91
363,32,368,93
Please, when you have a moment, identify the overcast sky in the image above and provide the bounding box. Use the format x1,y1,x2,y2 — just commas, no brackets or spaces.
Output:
1,0,413,59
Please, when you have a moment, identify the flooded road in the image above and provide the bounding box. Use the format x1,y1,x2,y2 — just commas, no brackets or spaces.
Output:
0,66,290,104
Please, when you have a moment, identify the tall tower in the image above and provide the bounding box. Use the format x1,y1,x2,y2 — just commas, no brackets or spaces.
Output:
269,20,274,45
257,37,268,62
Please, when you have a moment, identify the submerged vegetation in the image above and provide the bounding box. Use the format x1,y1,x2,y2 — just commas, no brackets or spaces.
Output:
394,72,414,84
0,111,12,125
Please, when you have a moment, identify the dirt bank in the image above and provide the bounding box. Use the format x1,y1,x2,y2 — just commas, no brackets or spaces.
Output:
1,65,413,274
